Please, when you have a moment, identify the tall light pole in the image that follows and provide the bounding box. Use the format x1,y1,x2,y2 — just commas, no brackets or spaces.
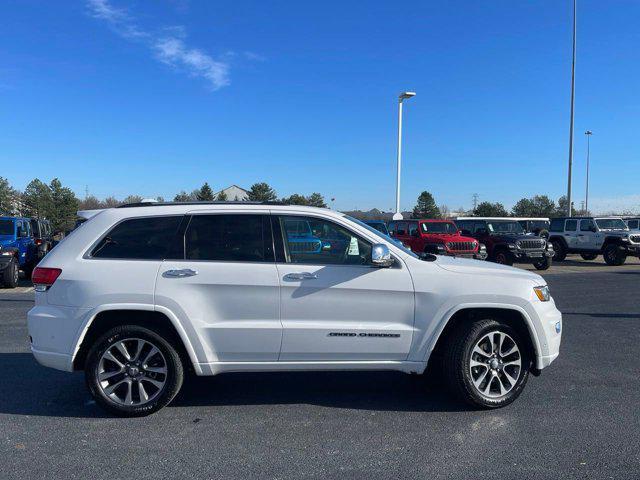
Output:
584,130,592,213
393,91,416,220
566,0,577,216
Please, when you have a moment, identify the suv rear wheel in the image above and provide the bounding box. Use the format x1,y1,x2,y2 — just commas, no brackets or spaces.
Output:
580,253,598,261
2,258,19,288
85,325,184,416
550,239,567,261
443,319,530,408
603,244,626,266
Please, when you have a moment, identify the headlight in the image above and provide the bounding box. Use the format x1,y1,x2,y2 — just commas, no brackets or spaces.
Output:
479,243,487,252
508,243,517,249
436,244,447,251
621,235,629,242
534,285,551,302
0,250,13,256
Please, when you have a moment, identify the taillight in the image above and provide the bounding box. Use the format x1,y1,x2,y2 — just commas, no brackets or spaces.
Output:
35,238,43,246
32,267,62,291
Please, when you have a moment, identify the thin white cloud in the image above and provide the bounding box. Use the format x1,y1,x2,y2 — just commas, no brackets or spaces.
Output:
590,194,640,215
85,0,230,90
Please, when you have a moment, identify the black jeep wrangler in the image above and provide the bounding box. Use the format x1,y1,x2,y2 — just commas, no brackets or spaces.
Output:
454,218,554,270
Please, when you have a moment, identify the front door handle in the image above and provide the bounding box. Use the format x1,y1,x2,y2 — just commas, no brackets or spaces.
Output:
283,272,318,281
163,268,198,278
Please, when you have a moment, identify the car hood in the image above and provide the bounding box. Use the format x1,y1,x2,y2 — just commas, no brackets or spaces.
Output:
0,238,16,247
433,254,544,284
428,234,476,242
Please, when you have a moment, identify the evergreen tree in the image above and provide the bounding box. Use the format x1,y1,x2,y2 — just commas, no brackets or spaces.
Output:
216,190,228,201
306,193,327,208
174,191,192,202
247,182,277,202
0,177,18,215
412,191,441,218
474,201,508,217
284,194,308,205
122,195,143,204
196,182,214,201
22,178,51,218
48,178,79,232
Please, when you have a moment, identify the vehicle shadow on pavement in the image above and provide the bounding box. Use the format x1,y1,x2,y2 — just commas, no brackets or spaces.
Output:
0,354,473,417
173,370,474,413
0,353,111,418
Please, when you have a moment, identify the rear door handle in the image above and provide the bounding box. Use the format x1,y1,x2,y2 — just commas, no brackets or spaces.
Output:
283,272,318,281
163,268,198,278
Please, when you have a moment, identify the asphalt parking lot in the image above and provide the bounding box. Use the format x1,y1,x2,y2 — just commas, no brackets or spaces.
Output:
1,257,639,480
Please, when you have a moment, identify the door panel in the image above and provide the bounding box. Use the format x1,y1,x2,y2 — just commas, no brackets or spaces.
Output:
277,263,415,361
155,261,281,362
154,212,282,363
274,214,415,361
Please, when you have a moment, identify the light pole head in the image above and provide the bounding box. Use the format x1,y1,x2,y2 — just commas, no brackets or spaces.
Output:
399,91,416,101
585,130,593,135
392,212,403,220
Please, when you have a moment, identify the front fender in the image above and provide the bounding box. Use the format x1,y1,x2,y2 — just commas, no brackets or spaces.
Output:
409,295,543,370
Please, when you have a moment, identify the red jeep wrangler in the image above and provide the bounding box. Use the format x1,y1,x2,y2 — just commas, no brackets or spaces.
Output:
388,219,487,259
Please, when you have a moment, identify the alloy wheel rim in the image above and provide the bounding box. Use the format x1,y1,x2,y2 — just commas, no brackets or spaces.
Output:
13,263,18,283
469,331,522,399
97,338,168,406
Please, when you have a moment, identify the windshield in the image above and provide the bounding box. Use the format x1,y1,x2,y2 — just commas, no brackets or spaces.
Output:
0,219,14,236
345,215,419,258
487,221,525,234
595,218,628,230
421,222,457,234
365,221,389,236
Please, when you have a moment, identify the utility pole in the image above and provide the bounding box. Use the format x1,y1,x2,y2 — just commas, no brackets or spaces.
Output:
85,185,89,200
585,130,593,213
472,193,479,212
566,0,577,216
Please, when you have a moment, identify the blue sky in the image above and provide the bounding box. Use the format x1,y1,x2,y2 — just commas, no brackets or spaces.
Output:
2,1,639,213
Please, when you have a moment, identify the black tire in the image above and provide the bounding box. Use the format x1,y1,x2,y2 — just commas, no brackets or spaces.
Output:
443,319,531,409
2,258,19,288
534,256,552,270
493,251,513,266
85,325,184,417
580,253,598,261
22,261,34,280
550,239,567,261
603,244,626,266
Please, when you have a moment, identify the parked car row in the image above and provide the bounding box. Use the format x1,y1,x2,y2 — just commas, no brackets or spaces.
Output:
366,215,640,269
0,216,53,288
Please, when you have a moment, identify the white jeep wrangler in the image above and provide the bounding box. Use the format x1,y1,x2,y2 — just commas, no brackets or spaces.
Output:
548,217,640,265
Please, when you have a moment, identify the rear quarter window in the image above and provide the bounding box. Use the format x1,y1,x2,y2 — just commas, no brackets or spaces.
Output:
549,219,564,232
91,216,182,260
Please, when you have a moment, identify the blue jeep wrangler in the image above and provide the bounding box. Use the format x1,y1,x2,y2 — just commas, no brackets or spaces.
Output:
0,216,38,288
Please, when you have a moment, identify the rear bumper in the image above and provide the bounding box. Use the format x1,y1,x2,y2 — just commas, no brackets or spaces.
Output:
27,304,91,372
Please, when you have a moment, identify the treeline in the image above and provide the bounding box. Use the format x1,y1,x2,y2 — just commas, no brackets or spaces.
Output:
0,178,329,233
412,191,590,219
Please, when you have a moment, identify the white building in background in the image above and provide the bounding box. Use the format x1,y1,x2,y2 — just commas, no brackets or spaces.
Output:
214,185,249,201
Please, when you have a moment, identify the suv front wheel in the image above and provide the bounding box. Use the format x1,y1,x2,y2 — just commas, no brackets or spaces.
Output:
603,244,626,266
85,325,184,416
493,251,513,266
444,319,530,408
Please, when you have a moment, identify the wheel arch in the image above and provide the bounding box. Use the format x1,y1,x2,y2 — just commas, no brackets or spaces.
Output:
72,305,201,374
548,235,567,248
426,306,540,373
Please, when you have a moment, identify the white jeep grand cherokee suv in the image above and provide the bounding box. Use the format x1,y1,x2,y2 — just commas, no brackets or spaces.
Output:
28,203,561,416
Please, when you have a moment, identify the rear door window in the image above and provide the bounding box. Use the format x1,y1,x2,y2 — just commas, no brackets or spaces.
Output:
550,219,564,232
565,220,578,231
91,216,182,259
396,222,408,236
185,214,272,262
408,222,418,236
580,219,595,231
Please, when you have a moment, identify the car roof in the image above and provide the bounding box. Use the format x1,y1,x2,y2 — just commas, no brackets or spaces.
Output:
418,219,455,223
455,217,549,221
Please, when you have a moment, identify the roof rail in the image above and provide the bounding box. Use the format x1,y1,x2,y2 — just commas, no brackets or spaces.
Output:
115,200,287,208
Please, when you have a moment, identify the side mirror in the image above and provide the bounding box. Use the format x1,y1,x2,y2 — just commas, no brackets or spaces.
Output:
18,229,28,238
590,226,597,232
371,243,394,268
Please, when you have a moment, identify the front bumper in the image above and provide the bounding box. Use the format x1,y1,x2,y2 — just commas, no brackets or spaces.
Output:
510,248,554,263
525,298,562,370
